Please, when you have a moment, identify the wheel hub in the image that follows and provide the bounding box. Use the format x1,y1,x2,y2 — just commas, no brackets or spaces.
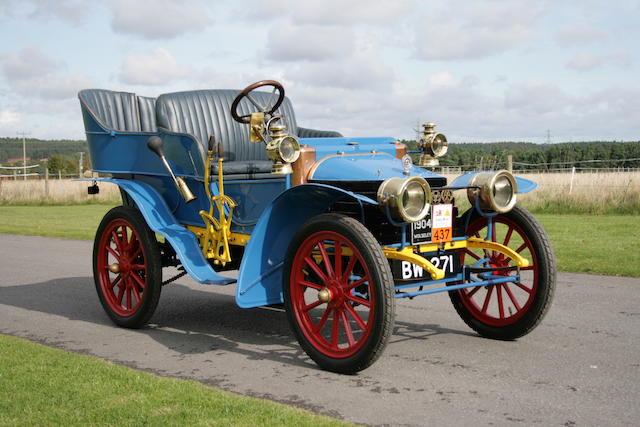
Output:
317,288,332,303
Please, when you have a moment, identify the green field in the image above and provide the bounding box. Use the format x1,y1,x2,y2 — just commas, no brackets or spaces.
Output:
0,204,638,277
0,334,345,426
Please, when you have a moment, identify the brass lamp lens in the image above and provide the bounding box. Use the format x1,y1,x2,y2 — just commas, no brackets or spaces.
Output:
278,136,300,163
493,174,514,209
467,170,517,213
430,134,448,157
377,176,432,222
403,180,427,219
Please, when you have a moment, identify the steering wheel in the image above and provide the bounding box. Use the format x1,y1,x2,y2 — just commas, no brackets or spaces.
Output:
231,80,285,124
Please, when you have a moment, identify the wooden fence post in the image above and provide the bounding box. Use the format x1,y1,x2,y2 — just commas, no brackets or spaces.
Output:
569,166,576,194
507,155,513,173
44,167,50,198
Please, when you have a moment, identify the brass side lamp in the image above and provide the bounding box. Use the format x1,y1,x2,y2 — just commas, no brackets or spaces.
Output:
418,123,448,167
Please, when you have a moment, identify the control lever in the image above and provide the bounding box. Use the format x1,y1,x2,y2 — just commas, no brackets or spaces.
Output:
147,136,196,203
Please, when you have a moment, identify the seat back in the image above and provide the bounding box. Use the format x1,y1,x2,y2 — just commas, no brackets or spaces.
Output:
78,89,157,132
137,95,157,132
155,89,298,162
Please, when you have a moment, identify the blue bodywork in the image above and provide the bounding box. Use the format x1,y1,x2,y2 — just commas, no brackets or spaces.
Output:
81,95,538,308
236,183,377,308
89,177,234,285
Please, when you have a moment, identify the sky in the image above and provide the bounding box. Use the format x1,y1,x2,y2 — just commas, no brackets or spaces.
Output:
0,0,638,143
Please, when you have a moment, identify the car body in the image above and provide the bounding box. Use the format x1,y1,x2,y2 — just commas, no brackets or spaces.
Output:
79,81,556,373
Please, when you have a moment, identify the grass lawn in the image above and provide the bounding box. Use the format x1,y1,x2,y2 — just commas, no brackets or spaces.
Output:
0,205,638,277
0,204,114,240
537,214,639,277
0,334,346,426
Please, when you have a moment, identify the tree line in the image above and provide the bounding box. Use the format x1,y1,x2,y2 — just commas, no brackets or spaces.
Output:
2,137,639,174
0,138,89,175
402,140,640,170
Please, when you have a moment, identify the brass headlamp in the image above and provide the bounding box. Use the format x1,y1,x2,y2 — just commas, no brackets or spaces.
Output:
377,176,432,223
467,170,518,213
249,113,301,174
266,120,300,175
418,122,448,167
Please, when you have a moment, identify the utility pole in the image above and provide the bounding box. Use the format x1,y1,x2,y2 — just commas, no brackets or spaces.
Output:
546,129,551,144
78,152,84,178
17,131,30,180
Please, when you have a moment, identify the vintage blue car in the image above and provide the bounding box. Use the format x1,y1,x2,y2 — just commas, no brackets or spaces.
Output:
78,80,555,374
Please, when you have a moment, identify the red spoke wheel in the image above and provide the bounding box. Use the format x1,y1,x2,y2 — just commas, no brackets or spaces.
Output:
93,206,162,328
450,206,555,340
284,214,395,374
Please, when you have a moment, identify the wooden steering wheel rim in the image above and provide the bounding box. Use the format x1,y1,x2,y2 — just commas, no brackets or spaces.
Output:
231,80,285,124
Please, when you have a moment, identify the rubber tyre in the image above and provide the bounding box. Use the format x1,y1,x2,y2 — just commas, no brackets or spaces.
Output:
449,206,556,340
283,214,395,374
93,206,162,328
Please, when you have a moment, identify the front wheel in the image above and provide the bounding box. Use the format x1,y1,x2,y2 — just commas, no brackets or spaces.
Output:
284,214,395,374
450,206,556,340
93,206,162,328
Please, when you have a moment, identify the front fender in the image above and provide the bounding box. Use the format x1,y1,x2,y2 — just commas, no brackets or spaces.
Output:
87,178,234,285
235,183,377,308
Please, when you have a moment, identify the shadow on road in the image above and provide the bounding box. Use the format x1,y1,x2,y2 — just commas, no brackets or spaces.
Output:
0,276,473,369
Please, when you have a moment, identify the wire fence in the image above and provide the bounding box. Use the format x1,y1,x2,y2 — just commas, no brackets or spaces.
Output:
438,157,640,174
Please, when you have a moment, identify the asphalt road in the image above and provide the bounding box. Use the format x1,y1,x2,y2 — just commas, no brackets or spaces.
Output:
1,233,639,426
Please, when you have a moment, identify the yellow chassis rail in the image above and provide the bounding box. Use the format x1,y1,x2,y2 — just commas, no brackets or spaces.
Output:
382,237,529,281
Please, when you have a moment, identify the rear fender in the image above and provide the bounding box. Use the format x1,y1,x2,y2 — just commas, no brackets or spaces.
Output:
87,178,234,285
235,183,377,308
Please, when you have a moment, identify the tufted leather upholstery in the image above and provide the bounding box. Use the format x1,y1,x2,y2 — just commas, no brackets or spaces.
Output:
297,126,342,138
155,89,300,162
79,89,144,132
80,88,343,176
137,96,157,132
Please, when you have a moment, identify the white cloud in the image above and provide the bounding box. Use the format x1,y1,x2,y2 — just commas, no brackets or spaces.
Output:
504,81,570,116
0,0,89,24
414,0,544,60
0,110,20,126
554,22,608,46
1,46,60,80
106,0,212,39
246,0,415,25
266,23,355,62
0,47,93,100
566,49,633,72
428,72,455,87
118,48,188,86
566,53,603,72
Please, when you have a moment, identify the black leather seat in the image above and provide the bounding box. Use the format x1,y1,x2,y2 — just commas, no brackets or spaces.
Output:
79,87,342,179
78,89,156,132
155,89,298,163
155,89,342,179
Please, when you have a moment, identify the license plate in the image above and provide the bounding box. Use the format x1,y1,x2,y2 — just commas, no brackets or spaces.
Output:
410,204,453,245
392,252,461,281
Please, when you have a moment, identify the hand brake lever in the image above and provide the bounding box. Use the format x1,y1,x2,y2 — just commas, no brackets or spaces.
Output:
147,136,196,203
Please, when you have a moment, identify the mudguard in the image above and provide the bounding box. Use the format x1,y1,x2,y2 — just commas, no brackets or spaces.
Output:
87,178,235,285
235,183,377,308
449,171,538,194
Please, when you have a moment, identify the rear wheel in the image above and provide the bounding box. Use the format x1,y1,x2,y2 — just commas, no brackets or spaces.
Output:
450,206,555,340
284,214,395,374
93,206,162,328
